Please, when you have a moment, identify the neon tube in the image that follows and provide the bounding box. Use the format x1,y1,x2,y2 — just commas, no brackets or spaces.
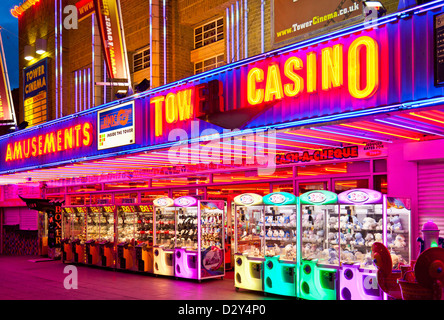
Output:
374,119,444,137
285,132,367,146
340,123,420,141
309,127,393,143
409,112,444,124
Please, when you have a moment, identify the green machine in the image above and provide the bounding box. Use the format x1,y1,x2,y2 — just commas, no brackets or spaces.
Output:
262,192,298,297
299,190,339,300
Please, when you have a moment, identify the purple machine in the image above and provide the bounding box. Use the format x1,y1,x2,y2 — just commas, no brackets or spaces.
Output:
174,197,225,281
337,188,386,300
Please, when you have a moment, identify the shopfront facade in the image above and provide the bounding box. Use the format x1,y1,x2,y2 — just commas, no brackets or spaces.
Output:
1,0,444,265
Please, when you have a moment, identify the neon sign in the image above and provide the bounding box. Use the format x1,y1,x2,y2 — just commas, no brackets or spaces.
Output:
10,0,41,18
5,122,93,162
247,36,379,106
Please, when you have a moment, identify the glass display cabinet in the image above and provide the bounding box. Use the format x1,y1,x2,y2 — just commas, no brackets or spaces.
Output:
72,206,87,264
97,205,115,268
134,203,155,273
61,207,75,263
299,190,339,300
233,193,265,292
116,204,138,271
153,197,176,276
385,197,411,268
198,200,225,280
85,206,101,266
174,196,199,279
337,188,385,300
262,192,298,297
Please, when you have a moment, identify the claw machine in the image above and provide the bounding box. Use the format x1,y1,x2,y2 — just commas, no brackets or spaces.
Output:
299,190,339,300
61,206,75,263
116,204,138,271
385,197,411,267
199,200,225,280
153,197,176,276
233,193,265,292
337,188,385,300
85,206,101,266
174,196,199,279
96,205,115,268
262,192,298,297
135,204,155,273
71,206,87,264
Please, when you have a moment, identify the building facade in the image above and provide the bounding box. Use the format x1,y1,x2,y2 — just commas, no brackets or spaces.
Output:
2,0,443,292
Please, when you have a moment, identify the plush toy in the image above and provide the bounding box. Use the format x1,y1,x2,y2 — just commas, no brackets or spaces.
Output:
389,215,403,231
278,215,285,225
353,232,365,246
314,212,324,229
336,232,346,245
267,228,273,238
340,215,349,230
363,252,374,267
362,217,377,230
266,215,274,224
328,249,339,264
329,216,338,229
289,213,297,227
376,218,383,231
365,233,374,247
344,232,353,242
316,230,324,243
342,250,355,263
327,232,336,244
279,229,285,238
273,229,279,238
387,233,394,247
394,234,406,248
374,233,383,243
352,216,362,231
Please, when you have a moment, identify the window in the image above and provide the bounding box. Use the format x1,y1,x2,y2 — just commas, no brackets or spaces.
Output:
194,18,224,49
133,47,150,73
194,54,225,74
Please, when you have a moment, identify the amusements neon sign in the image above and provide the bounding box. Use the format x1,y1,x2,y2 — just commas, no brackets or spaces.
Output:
247,36,379,105
5,122,93,162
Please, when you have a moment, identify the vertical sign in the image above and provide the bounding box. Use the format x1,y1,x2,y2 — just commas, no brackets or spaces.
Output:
93,0,129,80
23,58,48,127
0,32,16,125
435,13,444,86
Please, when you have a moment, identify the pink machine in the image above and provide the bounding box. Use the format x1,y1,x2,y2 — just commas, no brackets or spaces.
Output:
174,197,225,281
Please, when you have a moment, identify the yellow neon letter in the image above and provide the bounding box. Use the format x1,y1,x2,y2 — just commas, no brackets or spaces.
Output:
264,64,284,102
348,36,379,99
165,92,178,124
151,96,165,137
322,44,343,91
284,56,304,97
247,67,264,105
307,52,317,93
177,89,193,121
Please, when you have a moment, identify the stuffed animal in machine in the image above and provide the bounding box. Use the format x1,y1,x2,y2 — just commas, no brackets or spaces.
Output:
362,217,377,230
329,216,338,229
365,233,375,247
273,229,279,238
316,230,324,243
314,212,324,229
289,213,297,227
393,234,406,248
344,232,353,243
328,249,339,264
387,233,394,248
353,232,365,246
389,215,403,231
374,233,383,243
352,216,362,231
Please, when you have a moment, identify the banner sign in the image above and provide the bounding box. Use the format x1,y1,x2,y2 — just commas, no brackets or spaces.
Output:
93,0,129,80
98,101,135,150
274,0,362,43
76,0,95,22
23,58,48,127
0,33,15,124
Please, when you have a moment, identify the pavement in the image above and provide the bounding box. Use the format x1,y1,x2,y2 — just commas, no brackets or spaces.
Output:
0,255,290,301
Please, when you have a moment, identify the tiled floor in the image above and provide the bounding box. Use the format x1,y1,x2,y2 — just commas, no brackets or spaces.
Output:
0,255,290,301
